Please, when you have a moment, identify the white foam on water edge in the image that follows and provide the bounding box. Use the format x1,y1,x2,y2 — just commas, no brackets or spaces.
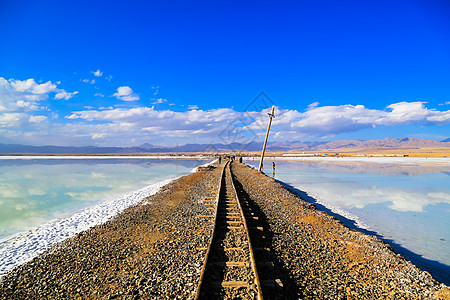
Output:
0,177,178,278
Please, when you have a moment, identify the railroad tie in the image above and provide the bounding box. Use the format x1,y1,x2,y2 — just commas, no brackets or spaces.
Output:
213,261,249,267
212,281,250,288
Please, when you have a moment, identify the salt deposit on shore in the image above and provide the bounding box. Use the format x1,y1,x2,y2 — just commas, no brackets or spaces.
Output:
0,158,216,278
0,178,175,277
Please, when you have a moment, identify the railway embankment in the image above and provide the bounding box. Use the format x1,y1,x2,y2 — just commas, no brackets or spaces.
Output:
0,161,449,299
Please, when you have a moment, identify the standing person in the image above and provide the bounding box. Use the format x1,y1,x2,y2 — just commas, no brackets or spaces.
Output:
239,157,243,163
218,156,222,164
272,161,276,177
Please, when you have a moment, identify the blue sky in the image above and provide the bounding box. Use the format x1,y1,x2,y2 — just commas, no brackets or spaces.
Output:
0,0,449,146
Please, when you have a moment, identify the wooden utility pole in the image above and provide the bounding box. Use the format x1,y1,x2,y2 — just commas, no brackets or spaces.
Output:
258,106,275,172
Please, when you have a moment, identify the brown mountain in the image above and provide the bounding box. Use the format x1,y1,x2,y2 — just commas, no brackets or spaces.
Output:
311,137,450,150
0,137,448,154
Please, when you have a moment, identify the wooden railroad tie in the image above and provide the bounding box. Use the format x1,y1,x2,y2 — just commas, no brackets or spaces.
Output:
212,281,250,288
213,261,249,267
218,215,240,219
219,225,244,230
224,220,242,225
224,247,243,251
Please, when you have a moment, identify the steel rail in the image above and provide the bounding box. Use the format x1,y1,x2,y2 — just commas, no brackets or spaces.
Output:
228,161,264,300
194,161,228,300
195,161,264,300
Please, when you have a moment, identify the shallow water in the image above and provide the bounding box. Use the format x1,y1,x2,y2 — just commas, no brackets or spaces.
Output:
247,158,450,284
0,157,207,242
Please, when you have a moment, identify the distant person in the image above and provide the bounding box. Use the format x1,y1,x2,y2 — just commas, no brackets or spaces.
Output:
218,156,221,164
272,161,275,171
239,157,243,163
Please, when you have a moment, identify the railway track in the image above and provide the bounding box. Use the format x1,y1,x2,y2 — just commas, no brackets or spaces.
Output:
196,161,279,299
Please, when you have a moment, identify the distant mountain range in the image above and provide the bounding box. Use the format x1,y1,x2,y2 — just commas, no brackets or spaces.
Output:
0,137,449,154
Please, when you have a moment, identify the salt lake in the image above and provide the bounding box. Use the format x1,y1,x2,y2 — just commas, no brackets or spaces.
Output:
0,157,209,276
247,157,450,285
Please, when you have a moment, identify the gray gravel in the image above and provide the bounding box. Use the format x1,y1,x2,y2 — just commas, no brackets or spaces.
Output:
0,165,223,299
231,161,450,299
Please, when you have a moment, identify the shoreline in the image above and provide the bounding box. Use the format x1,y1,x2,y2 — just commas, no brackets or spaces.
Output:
0,177,177,278
0,155,212,160
0,158,215,278
252,155,450,165
0,154,448,166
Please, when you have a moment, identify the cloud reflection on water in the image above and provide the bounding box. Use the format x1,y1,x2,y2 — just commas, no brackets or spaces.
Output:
0,158,207,240
262,159,450,270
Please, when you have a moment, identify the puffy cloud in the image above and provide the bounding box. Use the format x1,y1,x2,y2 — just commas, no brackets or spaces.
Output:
152,98,166,105
10,79,57,94
92,69,103,77
113,86,139,101
1,79,450,146
0,77,78,113
0,77,77,135
55,91,79,100
266,102,450,139
61,101,450,145
380,102,433,126
66,106,239,143
82,79,95,84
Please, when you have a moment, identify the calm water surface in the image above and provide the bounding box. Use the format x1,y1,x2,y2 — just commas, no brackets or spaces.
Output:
248,158,450,284
0,158,208,241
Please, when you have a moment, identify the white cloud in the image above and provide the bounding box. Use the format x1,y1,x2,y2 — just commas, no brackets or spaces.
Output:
29,115,48,123
113,86,139,101
264,102,450,139
0,77,77,112
55,90,79,100
0,113,25,128
152,98,167,105
307,102,319,109
152,86,159,95
92,133,108,139
114,86,133,96
60,101,450,145
1,80,450,147
92,69,103,77
10,79,57,94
